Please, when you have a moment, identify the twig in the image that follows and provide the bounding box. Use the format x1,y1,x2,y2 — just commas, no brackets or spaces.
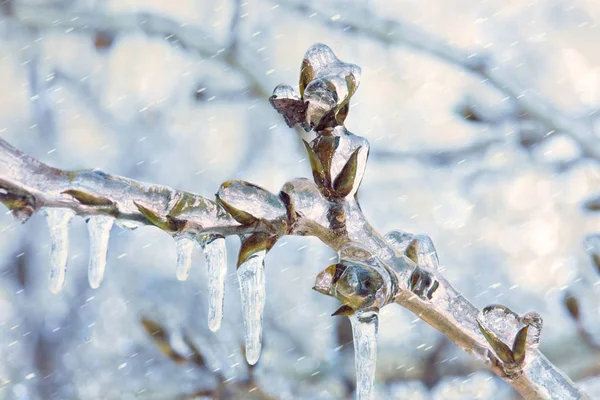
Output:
0,134,586,399
0,42,588,400
371,138,504,166
277,0,600,162
0,138,250,236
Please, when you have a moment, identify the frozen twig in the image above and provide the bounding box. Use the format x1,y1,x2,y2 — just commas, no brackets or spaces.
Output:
0,42,589,400
0,138,252,236
277,0,600,162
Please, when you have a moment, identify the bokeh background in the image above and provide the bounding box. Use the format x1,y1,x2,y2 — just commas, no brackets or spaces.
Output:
1,0,600,398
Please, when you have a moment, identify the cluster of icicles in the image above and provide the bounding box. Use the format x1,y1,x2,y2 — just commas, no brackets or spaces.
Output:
42,208,266,365
49,208,535,400
40,208,436,399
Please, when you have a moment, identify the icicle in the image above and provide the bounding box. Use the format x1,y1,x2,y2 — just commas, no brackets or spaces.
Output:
200,236,227,332
349,310,379,400
43,208,75,294
175,237,195,281
237,250,266,365
87,215,114,289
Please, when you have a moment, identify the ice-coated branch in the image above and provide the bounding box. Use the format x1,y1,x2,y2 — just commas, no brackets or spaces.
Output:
277,0,600,162
0,138,248,235
0,137,276,332
270,44,587,399
0,43,589,399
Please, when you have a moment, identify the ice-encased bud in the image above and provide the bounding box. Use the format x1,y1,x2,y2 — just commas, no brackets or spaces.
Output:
217,181,287,228
43,208,75,294
477,305,543,370
314,247,394,312
304,78,339,127
300,43,362,128
270,43,363,131
301,43,362,92
326,127,369,198
413,234,439,270
269,85,308,129
385,231,439,270
313,263,338,296
280,178,330,231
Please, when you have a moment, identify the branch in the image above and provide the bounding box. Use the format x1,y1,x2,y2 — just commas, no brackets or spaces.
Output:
371,138,504,166
5,3,269,98
0,43,589,400
270,44,587,399
277,0,600,162
0,138,246,236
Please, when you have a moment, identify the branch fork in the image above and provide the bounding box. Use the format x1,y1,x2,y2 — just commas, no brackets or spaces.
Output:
0,43,587,399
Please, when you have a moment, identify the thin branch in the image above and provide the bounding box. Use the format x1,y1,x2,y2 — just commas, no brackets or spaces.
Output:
371,138,504,166
225,0,243,56
0,138,250,237
0,134,586,399
5,3,269,98
0,39,588,400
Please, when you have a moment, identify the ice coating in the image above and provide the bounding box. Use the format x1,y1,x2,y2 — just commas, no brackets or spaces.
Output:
521,312,543,351
302,43,362,90
384,230,440,270
217,180,287,223
349,310,379,400
200,236,227,332
272,83,300,100
43,208,75,294
384,230,415,254
237,250,266,365
175,237,195,281
414,234,440,270
478,306,523,343
478,305,543,359
87,215,114,289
